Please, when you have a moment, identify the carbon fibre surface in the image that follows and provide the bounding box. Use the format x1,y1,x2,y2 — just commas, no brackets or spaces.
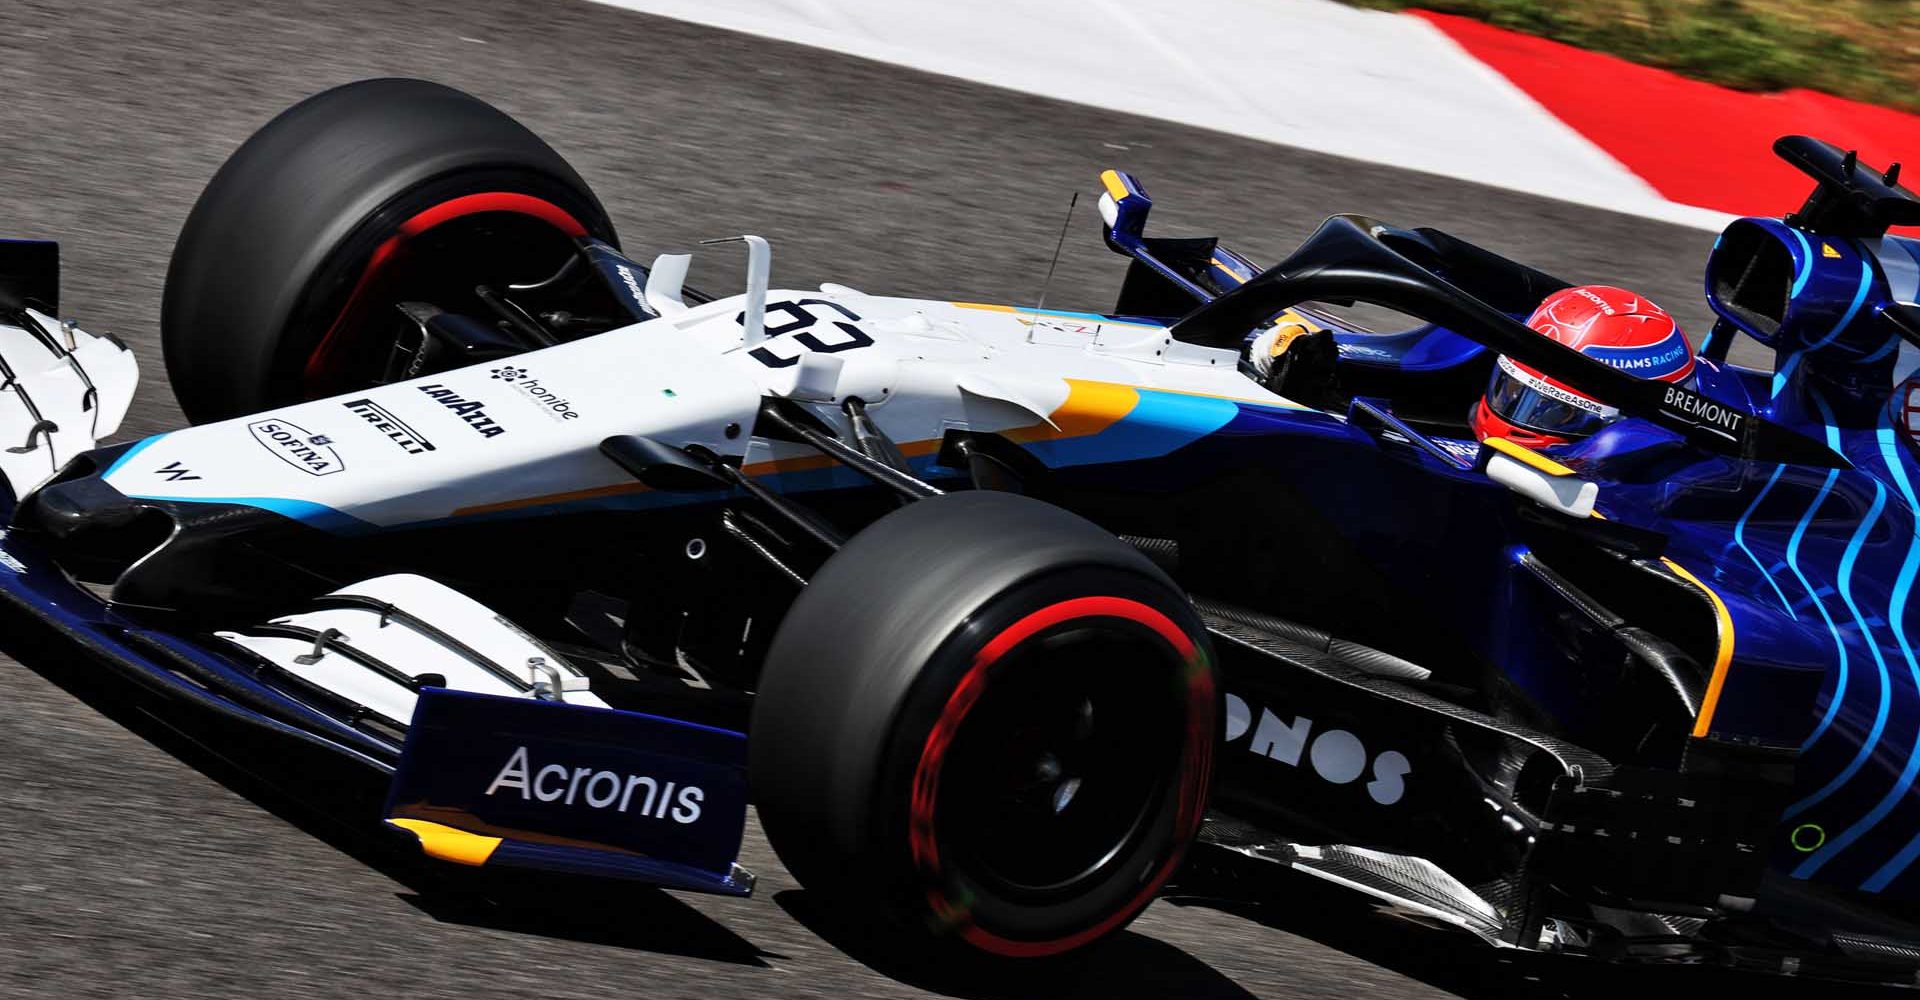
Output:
1194,598,1615,786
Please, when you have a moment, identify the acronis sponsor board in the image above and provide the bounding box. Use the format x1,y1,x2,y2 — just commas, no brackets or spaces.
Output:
384,689,748,873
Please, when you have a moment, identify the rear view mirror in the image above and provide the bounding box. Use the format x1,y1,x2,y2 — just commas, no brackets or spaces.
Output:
600,434,729,492
1880,302,1920,349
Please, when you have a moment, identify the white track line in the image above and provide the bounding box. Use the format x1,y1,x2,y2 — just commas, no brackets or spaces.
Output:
590,0,1733,230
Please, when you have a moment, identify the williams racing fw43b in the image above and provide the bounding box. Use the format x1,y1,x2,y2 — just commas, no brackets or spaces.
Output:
10,79,1920,983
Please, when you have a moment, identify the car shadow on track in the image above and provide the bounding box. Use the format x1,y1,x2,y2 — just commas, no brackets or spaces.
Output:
395,877,777,967
6,625,777,969
1165,872,1917,1000
774,889,1261,1000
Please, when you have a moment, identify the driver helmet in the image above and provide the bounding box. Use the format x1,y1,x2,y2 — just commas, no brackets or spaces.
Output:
1471,284,1694,448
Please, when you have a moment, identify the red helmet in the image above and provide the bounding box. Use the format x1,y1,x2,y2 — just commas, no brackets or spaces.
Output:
1470,284,1695,448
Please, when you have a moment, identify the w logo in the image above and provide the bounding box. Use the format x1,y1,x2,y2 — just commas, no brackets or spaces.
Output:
155,461,200,482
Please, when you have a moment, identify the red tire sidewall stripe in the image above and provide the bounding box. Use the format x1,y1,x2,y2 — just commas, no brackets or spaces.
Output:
392,191,589,241
301,191,589,384
909,594,1214,958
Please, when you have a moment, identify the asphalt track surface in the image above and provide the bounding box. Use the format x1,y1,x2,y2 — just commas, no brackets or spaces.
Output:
0,2,1819,999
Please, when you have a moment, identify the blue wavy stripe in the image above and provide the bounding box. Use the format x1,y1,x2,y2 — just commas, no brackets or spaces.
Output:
1788,466,1849,751
1808,258,1872,351
1787,476,1888,835
1868,824,1920,893
1832,423,1920,890
1861,331,1904,365
1767,226,1812,403
124,494,374,535
1021,388,1240,469
1789,228,1814,297
1792,394,1851,753
1733,463,1798,619
955,302,1164,329
100,434,160,478
1774,257,1872,398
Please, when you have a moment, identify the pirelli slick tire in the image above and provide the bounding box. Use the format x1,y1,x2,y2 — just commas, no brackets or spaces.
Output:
161,78,616,422
751,491,1218,960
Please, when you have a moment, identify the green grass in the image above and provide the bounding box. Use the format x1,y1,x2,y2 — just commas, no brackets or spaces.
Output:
1344,0,1920,112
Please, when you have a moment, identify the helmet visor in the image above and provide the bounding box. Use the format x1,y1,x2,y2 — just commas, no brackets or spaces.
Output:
1485,357,1612,440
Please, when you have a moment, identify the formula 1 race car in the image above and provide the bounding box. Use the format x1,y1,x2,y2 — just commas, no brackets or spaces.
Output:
6,78,1920,982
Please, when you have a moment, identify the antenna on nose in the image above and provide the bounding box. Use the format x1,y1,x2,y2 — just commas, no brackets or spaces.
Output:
1026,191,1078,331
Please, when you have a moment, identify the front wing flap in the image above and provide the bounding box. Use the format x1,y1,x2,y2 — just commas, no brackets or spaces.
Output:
383,688,752,895
0,524,752,896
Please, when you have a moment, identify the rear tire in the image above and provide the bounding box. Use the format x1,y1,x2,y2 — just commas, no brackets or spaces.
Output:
161,78,616,422
751,491,1218,959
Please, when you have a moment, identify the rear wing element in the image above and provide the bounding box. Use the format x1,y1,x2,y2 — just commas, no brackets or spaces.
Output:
1777,135,1920,238
1170,215,1844,469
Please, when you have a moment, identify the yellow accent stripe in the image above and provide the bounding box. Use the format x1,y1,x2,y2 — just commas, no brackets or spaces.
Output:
389,819,501,866
1662,558,1737,738
1005,378,1304,438
459,374,1296,521
1274,307,1321,333
454,479,650,517
1007,378,1141,443
456,372,1301,519
741,436,944,477
1210,257,1247,286
1483,436,1576,477
948,301,1163,328
1100,169,1130,202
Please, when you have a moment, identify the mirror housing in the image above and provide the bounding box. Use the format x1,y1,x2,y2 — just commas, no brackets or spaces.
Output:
600,435,729,492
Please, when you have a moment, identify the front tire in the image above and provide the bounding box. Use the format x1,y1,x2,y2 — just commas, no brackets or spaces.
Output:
161,78,617,421
751,491,1218,959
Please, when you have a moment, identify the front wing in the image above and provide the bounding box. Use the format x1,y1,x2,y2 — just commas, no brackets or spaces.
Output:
0,524,753,897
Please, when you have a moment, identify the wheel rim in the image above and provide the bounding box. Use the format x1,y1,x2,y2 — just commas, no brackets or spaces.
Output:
940,623,1179,894
909,595,1214,956
300,191,589,397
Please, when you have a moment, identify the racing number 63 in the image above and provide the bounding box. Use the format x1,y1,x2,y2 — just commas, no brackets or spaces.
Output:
744,298,874,368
